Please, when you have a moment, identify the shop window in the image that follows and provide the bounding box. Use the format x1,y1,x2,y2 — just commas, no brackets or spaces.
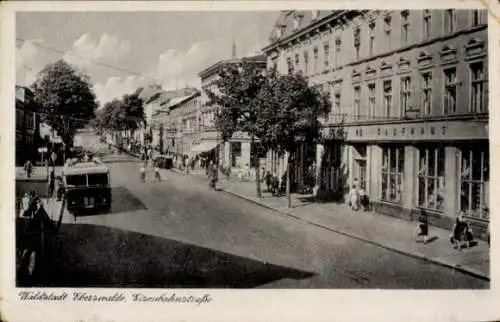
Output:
460,146,489,220
381,146,404,203
418,147,445,211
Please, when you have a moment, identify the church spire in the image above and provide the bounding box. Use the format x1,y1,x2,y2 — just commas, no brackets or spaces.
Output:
231,36,237,59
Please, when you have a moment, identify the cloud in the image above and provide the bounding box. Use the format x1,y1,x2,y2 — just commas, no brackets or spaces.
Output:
93,76,155,107
16,38,50,85
153,38,232,90
63,33,131,73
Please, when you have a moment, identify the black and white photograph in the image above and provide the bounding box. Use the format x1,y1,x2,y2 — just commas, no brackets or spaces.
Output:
2,1,499,321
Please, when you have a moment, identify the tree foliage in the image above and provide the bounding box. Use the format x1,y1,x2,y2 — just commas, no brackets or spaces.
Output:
95,92,145,135
256,70,331,156
32,59,98,148
205,59,266,142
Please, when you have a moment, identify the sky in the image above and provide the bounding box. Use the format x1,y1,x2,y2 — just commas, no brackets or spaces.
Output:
16,11,280,106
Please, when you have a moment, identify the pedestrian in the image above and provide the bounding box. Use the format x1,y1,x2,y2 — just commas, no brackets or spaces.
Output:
265,170,272,192
139,162,146,183
24,160,33,178
56,176,65,201
154,158,161,182
359,183,370,211
416,212,429,244
450,211,474,250
348,184,360,211
48,170,56,198
208,162,217,190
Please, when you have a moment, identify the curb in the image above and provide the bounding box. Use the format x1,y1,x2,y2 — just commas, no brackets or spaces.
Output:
221,188,490,282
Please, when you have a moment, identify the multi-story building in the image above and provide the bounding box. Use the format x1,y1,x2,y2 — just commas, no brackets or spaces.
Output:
15,85,41,165
262,9,489,236
152,91,201,161
197,54,268,171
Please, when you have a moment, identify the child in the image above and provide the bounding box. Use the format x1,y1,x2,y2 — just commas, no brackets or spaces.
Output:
416,214,429,244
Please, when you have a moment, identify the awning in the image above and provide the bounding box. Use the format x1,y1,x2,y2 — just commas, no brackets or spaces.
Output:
191,141,218,153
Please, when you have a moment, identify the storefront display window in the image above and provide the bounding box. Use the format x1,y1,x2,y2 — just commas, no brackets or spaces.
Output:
460,147,489,220
418,147,445,211
381,146,404,203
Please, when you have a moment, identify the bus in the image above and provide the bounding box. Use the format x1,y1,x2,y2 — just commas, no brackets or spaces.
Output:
62,161,111,212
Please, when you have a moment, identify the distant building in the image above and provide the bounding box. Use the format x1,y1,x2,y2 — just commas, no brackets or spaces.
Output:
263,10,489,235
15,85,41,165
197,54,267,171
152,91,201,160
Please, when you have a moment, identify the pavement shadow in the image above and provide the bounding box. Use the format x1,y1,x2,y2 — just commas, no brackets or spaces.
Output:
71,186,147,218
24,223,315,288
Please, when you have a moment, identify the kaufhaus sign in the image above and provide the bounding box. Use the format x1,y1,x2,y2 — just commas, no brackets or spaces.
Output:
324,119,488,142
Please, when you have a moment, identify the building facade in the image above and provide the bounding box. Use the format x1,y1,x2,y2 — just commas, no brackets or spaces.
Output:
262,10,489,234
15,85,41,165
197,55,268,172
152,91,201,161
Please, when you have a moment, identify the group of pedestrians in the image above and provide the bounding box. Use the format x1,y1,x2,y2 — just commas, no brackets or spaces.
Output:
348,178,370,212
139,158,162,183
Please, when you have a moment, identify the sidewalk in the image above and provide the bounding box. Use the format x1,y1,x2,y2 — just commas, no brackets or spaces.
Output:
173,169,490,281
16,166,64,180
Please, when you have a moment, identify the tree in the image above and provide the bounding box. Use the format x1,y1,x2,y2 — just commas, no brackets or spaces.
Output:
255,70,331,207
206,59,267,197
122,92,145,139
32,60,98,153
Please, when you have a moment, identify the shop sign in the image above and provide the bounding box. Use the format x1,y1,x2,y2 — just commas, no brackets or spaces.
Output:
337,120,488,142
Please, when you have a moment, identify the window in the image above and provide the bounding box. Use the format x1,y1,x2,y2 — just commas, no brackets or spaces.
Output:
312,10,320,20
401,10,410,45
66,175,87,187
444,9,456,34
295,53,300,72
250,143,267,168
323,42,330,69
421,72,432,115
418,147,445,211
334,92,341,123
354,86,361,120
368,83,376,118
443,68,457,114
304,51,309,74
381,146,404,203
470,62,486,113
287,57,294,74
400,76,411,113
369,22,376,56
354,28,361,60
472,9,486,26
26,112,35,130
231,142,242,167
460,147,489,220
88,173,109,186
383,80,392,118
384,14,392,50
313,47,319,73
423,10,431,40
335,36,341,67
293,17,300,30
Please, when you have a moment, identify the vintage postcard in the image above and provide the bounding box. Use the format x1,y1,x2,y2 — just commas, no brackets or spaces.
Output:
1,1,499,321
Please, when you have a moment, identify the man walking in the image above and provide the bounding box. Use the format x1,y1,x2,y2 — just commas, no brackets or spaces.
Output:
24,160,33,178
